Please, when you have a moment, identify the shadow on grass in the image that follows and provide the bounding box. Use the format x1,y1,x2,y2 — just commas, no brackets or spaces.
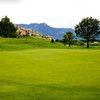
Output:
0,79,100,100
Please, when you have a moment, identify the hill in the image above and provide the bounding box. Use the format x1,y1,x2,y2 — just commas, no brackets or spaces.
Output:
0,37,65,51
17,23,75,39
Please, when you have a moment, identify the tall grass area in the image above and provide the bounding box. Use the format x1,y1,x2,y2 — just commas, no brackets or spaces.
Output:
0,49,100,100
0,37,65,51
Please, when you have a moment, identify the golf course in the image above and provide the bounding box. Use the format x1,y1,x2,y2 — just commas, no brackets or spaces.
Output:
0,37,100,100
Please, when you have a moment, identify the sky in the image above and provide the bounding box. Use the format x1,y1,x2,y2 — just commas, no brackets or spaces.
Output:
0,0,100,28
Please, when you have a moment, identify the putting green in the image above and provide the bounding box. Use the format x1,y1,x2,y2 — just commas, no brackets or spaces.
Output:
0,49,100,100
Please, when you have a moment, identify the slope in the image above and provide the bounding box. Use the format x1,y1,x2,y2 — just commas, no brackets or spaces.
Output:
0,37,65,51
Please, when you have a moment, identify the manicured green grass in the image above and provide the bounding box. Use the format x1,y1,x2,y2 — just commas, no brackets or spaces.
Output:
0,49,100,100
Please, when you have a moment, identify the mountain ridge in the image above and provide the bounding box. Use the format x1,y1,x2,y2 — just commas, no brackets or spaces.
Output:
17,23,75,39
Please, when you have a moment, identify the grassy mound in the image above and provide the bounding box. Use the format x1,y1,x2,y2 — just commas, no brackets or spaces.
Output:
0,37,65,51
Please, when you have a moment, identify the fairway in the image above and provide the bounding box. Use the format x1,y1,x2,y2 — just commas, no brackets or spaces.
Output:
0,49,100,100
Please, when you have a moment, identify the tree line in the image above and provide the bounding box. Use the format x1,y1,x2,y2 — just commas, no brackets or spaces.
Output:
0,16,100,48
62,17,100,48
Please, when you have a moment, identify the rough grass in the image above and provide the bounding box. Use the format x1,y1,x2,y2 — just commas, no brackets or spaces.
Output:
0,49,100,100
0,37,100,51
0,37,65,51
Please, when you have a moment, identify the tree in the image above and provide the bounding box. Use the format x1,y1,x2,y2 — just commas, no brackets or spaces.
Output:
63,32,74,47
51,38,55,43
0,16,17,38
75,17,100,48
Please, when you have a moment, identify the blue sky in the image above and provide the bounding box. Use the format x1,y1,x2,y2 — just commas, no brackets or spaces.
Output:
0,0,100,28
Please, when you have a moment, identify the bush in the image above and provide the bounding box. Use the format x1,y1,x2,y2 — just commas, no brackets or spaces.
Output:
76,40,84,46
90,42,100,46
51,38,55,43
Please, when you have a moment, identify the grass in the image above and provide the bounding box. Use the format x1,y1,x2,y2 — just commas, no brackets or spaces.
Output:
0,49,100,100
0,37,100,100
0,37,65,51
0,37,100,51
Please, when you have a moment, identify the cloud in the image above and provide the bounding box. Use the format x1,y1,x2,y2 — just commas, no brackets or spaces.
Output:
0,0,20,2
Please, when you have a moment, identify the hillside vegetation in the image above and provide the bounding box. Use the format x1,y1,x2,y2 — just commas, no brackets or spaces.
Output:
0,37,100,51
0,37,65,51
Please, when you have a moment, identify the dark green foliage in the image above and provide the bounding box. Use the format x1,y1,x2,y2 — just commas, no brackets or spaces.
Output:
51,38,55,43
55,39,63,43
75,17,100,48
71,40,84,46
90,42,100,46
76,40,85,46
63,32,74,47
0,16,17,38
55,39,60,42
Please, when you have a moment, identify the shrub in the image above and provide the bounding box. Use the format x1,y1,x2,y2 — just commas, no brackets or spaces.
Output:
76,40,84,46
90,42,100,46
